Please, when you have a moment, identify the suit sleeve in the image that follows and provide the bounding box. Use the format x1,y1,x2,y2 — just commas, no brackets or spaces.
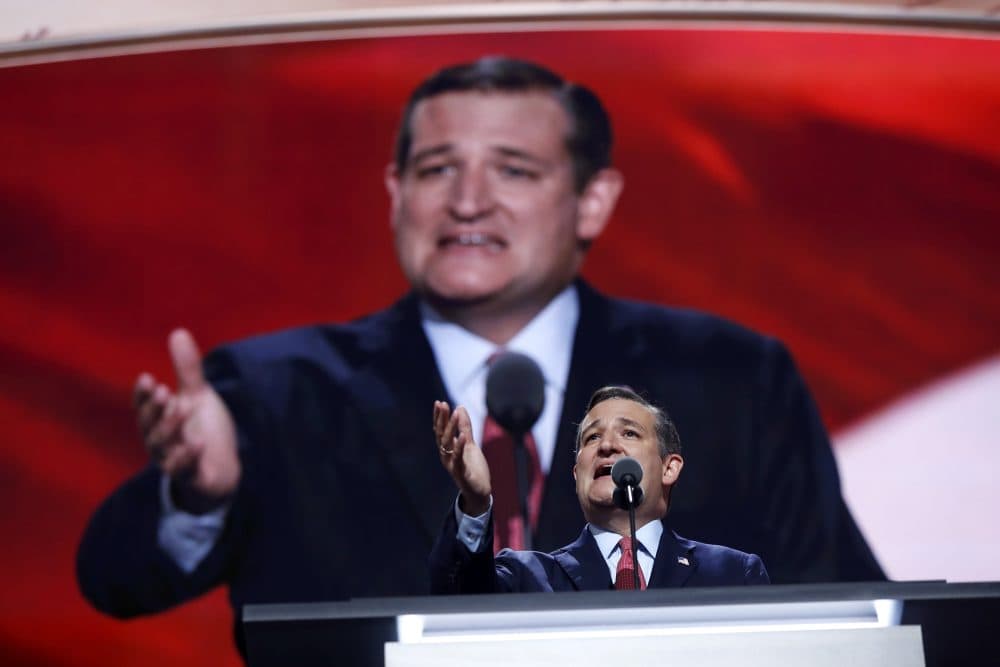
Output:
75,465,237,616
743,552,770,585
429,508,500,594
754,339,884,583
75,345,267,617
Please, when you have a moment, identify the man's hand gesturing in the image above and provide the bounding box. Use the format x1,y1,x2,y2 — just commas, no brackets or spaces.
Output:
134,329,240,513
433,401,491,517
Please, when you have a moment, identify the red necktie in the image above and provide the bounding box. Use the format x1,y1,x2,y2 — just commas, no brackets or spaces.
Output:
615,536,647,590
481,414,544,552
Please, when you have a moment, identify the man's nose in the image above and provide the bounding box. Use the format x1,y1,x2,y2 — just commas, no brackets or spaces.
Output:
448,165,494,221
597,435,623,455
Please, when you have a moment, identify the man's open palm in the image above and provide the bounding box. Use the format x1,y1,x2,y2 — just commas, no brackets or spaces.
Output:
134,329,240,510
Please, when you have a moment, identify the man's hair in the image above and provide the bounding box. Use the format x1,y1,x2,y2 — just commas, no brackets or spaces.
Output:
394,56,613,192
575,385,682,458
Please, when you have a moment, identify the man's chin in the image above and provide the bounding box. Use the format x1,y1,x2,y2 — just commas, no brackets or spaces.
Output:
424,289,497,310
419,280,519,316
584,493,618,511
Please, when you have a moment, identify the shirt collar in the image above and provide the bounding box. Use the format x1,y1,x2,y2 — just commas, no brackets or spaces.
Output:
420,285,579,397
590,519,664,559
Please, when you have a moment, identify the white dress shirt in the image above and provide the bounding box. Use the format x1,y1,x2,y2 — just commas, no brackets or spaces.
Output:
421,284,579,473
589,520,661,585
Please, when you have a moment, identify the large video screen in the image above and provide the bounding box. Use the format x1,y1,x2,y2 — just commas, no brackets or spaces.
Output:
1,27,998,666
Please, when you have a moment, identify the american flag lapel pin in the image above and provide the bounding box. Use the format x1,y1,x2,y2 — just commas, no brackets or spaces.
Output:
677,556,690,566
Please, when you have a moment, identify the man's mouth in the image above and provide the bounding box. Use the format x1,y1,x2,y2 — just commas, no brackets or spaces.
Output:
438,232,506,250
594,464,614,480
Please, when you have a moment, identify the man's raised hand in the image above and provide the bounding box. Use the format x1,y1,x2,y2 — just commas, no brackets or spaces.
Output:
134,329,240,513
433,401,491,516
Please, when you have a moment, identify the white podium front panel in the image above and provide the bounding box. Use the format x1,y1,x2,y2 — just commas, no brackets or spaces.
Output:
386,625,925,667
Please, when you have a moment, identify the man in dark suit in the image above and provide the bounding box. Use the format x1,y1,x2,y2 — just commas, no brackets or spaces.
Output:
77,56,879,655
430,386,769,593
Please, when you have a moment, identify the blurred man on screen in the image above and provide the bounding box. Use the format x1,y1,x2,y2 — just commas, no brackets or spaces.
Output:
77,56,882,655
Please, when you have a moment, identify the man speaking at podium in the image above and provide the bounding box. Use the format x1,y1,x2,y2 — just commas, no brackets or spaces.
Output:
431,386,769,592
77,56,879,653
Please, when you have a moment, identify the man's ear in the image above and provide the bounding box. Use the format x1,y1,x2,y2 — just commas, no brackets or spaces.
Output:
384,163,402,228
576,167,624,243
661,454,684,488
572,462,579,483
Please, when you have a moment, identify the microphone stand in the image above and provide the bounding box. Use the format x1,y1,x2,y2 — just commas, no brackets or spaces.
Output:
512,432,533,551
625,484,640,589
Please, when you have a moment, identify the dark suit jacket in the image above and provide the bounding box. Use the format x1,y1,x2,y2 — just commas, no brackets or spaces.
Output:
430,512,769,594
76,281,881,649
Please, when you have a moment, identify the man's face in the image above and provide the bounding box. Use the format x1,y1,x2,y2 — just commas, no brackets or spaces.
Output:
386,91,618,318
573,398,683,527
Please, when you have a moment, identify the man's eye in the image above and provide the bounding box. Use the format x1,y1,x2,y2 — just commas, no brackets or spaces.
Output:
623,429,638,438
415,164,453,179
585,432,600,442
498,164,538,180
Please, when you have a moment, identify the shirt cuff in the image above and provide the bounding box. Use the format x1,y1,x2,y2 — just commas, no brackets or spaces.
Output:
157,473,229,573
454,495,493,554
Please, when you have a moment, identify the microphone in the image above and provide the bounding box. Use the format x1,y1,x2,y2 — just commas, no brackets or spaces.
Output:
485,352,545,438
612,457,644,509
485,352,545,550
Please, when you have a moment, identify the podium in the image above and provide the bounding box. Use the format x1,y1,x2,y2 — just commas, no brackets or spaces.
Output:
243,581,1000,666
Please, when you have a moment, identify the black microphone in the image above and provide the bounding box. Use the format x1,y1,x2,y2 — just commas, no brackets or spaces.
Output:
485,352,545,438
485,352,545,550
612,457,644,510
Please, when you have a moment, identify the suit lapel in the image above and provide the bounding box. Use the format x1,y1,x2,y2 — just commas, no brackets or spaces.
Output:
553,526,611,591
342,294,456,547
649,522,698,588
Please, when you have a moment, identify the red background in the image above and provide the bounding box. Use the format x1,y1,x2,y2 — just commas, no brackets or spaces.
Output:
1,28,998,665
